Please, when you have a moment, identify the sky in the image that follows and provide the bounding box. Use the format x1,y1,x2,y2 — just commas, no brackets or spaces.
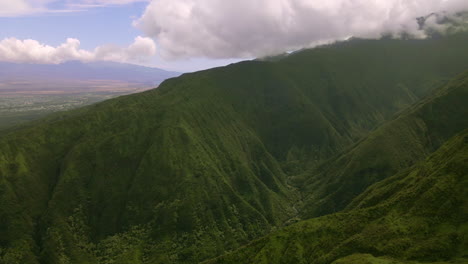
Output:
1,0,468,72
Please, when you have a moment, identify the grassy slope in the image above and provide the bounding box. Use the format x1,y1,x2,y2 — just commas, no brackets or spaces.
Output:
299,71,468,218
205,128,468,264
0,35,467,263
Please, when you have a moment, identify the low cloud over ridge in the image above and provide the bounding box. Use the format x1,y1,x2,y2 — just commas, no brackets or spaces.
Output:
0,36,156,64
135,0,468,59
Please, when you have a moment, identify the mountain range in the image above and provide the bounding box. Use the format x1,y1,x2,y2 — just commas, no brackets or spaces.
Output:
0,32,467,264
0,61,180,88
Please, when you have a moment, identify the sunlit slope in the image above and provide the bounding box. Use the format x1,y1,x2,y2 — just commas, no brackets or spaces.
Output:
0,89,295,264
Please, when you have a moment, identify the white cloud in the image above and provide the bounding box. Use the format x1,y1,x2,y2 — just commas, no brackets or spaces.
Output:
94,36,156,63
0,36,156,64
135,0,468,59
0,0,39,16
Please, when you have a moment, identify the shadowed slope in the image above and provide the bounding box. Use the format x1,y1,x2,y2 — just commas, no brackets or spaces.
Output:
206,127,468,264
299,71,468,218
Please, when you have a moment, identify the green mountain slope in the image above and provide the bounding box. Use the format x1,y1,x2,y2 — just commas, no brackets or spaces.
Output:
0,90,295,264
299,70,468,218
205,128,468,264
0,34,467,264
209,33,468,162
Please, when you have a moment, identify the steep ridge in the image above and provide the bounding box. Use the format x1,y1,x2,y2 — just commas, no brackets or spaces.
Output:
0,34,467,263
207,33,468,162
299,70,468,218
206,124,468,264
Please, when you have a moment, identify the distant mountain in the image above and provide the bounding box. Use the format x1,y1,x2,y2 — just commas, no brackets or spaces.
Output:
0,61,181,130
0,33,467,264
0,61,180,87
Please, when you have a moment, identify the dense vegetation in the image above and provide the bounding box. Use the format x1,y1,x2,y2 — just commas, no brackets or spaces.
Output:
298,70,468,218
0,33,467,264
206,72,468,264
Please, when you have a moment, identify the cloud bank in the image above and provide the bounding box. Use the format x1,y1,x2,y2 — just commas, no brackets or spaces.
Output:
0,36,156,64
135,0,468,59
